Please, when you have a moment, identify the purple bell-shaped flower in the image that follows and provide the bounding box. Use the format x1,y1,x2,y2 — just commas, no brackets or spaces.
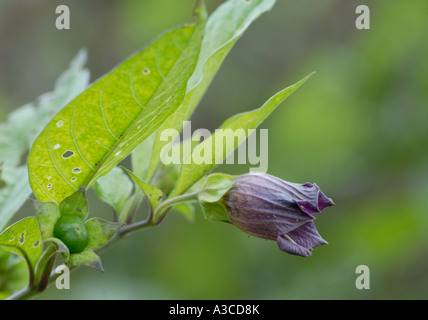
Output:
223,173,334,257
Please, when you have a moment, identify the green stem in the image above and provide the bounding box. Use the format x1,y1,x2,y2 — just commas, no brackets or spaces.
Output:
152,192,199,224
7,243,58,300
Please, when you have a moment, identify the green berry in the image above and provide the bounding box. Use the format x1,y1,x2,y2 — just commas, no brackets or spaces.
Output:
54,215,89,254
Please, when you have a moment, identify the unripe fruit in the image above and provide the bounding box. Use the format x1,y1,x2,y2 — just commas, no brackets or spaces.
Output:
54,215,89,254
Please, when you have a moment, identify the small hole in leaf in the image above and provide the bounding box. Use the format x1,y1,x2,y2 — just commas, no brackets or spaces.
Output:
47,176,52,180
34,240,40,247
115,151,122,156
72,168,81,174
54,144,61,150
62,150,74,159
142,68,150,75
56,120,63,128
47,183,52,190
71,177,77,182
19,232,25,244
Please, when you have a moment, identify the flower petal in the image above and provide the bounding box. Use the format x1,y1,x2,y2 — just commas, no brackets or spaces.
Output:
296,183,334,214
277,234,312,257
317,187,335,211
287,221,328,249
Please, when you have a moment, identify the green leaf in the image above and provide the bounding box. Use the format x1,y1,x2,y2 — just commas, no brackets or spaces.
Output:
0,168,32,232
85,218,124,250
0,217,43,278
0,50,89,231
28,11,206,205
173,73,314,196
31,200,60,239
68,249,103,272
59,187,88,220
144,0,276,182
94,166,134,214
124,168,163,211
130,131,156,181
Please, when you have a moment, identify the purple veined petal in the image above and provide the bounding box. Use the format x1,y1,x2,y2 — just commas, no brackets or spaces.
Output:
287,221,328,249
223,172,333,257
317,186,335,211
277,234,312,258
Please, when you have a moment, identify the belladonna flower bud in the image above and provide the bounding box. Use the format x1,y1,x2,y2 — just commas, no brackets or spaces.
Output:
222,172,334,257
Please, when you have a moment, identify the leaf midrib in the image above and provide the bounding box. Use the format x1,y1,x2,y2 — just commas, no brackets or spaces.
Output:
61,23,198,191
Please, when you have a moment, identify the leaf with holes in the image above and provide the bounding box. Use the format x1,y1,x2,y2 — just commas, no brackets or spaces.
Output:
28,6,206,204
142,0,276,182
0,50,89,231
172,73,314,196
0,217,43,280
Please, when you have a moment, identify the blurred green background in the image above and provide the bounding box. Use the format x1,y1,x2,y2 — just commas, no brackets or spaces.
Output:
1,0,428,299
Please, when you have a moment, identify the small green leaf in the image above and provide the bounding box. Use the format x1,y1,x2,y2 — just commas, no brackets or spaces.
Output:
85,218,124,250
31,200,60,239
68,249,103,272
28,10,206,205
59,187,88,220
145,0,276,182
173,74,314,196
124,168,163,211
94,167,134,214
0,217,43,277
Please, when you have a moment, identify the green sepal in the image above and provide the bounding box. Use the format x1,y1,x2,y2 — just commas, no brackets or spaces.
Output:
31,200,60,239
44,237,70,263
198,173,235,203
200,201,231,223
85,218,124,250
198,173,235,223
68,249,104,272
59,186,88,220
